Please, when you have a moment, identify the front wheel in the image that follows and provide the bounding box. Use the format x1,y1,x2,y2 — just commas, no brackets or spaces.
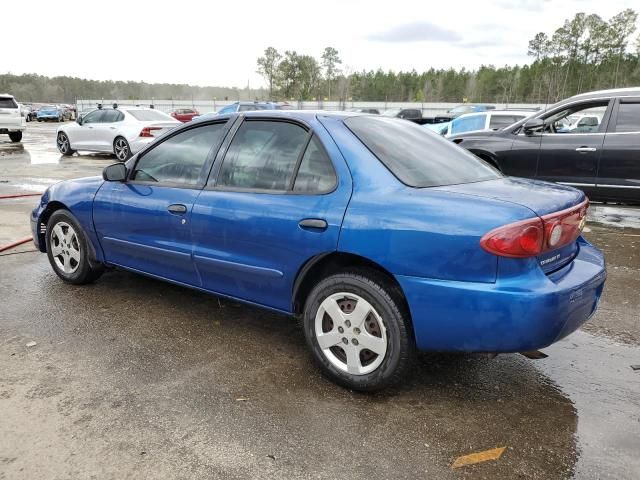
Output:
9,132,22,142
303,272,414,391
46,210,104,284
113,137,131,161
56,132,76,156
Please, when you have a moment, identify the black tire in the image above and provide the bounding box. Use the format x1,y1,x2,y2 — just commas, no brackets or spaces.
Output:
56,132,76,156
45,209,104,285
8,132,22,142
113,136,132,161
303,272,414,391
37,118,42,122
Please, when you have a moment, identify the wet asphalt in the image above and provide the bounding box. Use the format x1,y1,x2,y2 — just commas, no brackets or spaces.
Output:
0,123,639,479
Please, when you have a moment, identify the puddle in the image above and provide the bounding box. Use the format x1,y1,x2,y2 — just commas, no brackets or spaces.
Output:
589,205,640,230
537,330,640,478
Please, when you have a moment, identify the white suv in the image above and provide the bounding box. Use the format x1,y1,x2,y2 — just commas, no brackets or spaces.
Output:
0,94,26,142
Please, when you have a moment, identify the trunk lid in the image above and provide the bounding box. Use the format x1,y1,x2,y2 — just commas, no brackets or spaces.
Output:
436,177,587,274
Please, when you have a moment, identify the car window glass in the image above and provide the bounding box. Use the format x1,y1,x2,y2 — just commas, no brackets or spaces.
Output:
615,102,640,132
238,105,257,112
127,109,174,121
219,105,235,114
216,121,308,191
543,102,608,134
293,136,337,193
132,123,226,185
101,110,121,123
0,98,18,108
345,116,500,188
450,114,486,134
489,115,523,130
82,110,104,124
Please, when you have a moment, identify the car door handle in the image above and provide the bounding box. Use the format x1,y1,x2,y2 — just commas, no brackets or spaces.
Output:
576,147,597,153
167,204,187,214
299,218,328,231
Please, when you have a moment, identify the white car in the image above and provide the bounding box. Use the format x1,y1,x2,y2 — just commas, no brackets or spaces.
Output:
445,110,532,137
0,94,27,142
56,106,181,161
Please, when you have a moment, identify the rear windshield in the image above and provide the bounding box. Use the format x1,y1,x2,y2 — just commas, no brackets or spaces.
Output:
344,116,501,188
0,98,18,108
127,109,173,121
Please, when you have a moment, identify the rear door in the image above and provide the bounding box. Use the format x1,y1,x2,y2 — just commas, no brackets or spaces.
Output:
93,121,230,285
535,99,613,196
597,97,640,202
93,109,124,152
0,96,21,130
190,117,352,311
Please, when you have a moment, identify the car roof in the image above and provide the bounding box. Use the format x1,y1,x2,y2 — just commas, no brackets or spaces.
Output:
190,109,362,125
568,87,640,101
0,93,16,98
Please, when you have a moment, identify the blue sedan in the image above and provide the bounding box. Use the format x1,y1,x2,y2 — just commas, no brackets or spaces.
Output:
31,111,606,391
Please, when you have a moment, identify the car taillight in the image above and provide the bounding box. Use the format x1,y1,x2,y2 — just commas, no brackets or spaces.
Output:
481,199,589,258
139,127,162,137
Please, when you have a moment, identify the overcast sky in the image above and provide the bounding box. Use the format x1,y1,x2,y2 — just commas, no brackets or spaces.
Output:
3,0,638,88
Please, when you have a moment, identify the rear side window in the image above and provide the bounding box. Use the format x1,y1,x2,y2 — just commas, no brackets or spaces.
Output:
101,110,124,122
133,123,226,185
450,114,486,134
489,115,523,130
344,116,500,188
293,136,336,193
216,121,308,191
615,102,640,132
0,98,18,108
127,109,174,121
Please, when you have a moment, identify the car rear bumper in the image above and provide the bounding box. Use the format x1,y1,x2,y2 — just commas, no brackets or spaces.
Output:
396,238,606,353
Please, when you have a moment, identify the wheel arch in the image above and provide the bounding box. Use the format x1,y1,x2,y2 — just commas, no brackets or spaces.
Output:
292,252,413,338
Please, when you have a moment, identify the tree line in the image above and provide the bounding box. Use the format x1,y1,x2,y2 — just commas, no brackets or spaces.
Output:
2,8,638,105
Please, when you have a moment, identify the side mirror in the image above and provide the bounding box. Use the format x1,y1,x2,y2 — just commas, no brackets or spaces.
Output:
76,116,83,125
103,163,127,182
523,118,544,134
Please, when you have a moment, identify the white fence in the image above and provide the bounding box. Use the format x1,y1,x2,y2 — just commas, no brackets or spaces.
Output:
77,99,545,117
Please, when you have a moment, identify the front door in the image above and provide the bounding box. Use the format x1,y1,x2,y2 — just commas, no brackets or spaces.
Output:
72,109,105,150
535,99,613,197
190,118,352,312
93,121,229,285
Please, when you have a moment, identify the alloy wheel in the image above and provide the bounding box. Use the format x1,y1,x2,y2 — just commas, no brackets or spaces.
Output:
57,133,70,154
50,221,81,274
114,138,129,161
315,292,388,375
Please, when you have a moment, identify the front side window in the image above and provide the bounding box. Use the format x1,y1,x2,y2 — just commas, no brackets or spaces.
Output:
216,120,308,191
345,116,500,188
543,102,608,134
82,110,104,124
293,136,337,193
132,123,226,185
489,114,524,130
615,102,640,132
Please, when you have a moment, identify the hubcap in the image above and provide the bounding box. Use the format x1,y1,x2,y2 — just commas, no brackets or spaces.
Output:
57,134,69,154
315,292,388,375
50,221,81,274
115,139,129,160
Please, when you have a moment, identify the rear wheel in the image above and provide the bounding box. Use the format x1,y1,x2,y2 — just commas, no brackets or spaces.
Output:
303,272,414,391
45,210,104,284
9,132,22,142
56,132,75,156
113,137,131,161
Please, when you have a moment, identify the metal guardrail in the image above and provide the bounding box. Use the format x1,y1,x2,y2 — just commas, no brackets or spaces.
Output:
76,99,545,117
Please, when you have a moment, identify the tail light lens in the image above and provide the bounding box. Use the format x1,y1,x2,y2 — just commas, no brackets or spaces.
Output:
481,199,589,258
139,126,162,138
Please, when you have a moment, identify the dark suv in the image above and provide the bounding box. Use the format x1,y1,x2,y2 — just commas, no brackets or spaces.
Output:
449,88,640,204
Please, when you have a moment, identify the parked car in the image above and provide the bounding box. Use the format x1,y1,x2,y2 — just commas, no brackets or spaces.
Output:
33,111,605,391
424,121,451,135
0,94,26,142
61,104,76,120
37,105,66,122
448,87,640,204
171,108,200,123
55,106,181,160
447,104,496,119
217,102,282,115
18,104,33,122
382,107,450,125
349,107,380,114
443,110,531,137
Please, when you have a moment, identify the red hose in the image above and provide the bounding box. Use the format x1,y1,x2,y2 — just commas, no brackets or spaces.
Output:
0,193,42,200
0,236,33,253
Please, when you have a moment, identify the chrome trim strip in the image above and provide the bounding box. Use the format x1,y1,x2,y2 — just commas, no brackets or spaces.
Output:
558,182,596,187
597,184,640,190
605,131,640,135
